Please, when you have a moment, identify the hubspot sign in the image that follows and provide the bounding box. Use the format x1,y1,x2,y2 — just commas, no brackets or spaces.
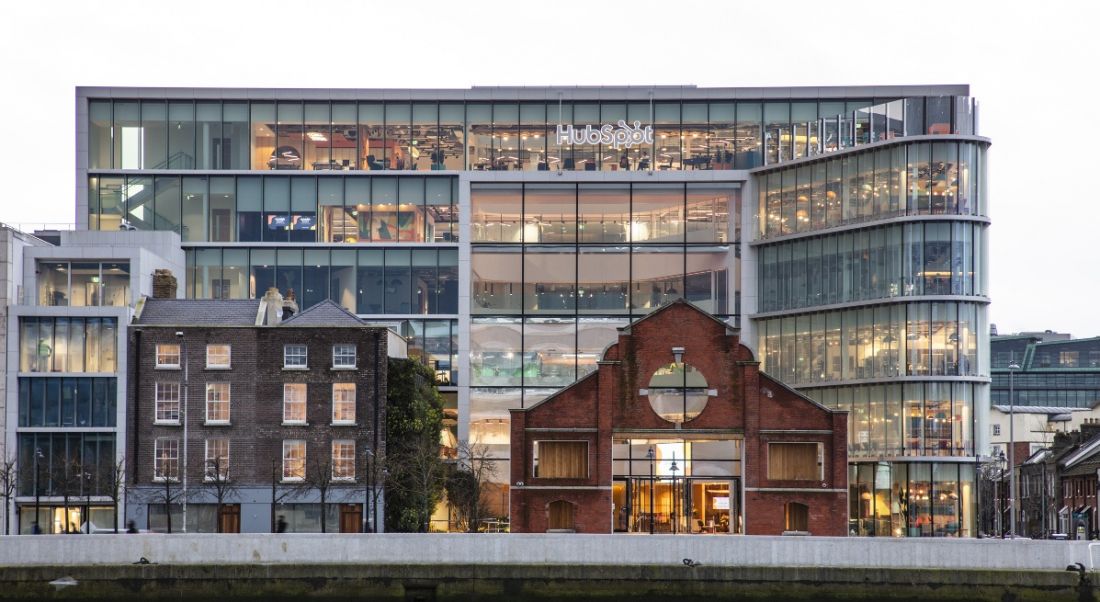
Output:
555,120,654,150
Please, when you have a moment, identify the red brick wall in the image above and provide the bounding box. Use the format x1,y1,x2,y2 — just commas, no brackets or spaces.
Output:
510,300,849,536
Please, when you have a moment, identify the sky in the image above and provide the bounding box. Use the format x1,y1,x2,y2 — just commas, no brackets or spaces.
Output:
0,0,1097,337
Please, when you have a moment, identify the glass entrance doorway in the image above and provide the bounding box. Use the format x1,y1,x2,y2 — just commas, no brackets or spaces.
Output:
613,478,740,534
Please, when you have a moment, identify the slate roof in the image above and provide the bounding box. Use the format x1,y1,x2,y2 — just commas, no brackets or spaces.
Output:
280,299,367,327
135,298,261,326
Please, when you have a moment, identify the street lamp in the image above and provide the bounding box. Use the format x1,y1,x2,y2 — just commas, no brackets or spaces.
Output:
177,331,189,534
996,449,1006,537
1008,360,1021,538
33,448,44,534
646,447,655,535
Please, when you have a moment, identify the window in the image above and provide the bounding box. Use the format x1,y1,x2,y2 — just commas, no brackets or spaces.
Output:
155,344,180,368
206,344,231,368
155,382,181,424
154,437,179,481
785,502,809,532
282,440,306,481
283,383,307,424
547,500,576,531
534,441,588,478
332,383,356,424
205,383,230,424
205,438,230,481
992,424,1001,437
284,344,307,368
767,442,822,481
332,440,355,480
333,344,356,368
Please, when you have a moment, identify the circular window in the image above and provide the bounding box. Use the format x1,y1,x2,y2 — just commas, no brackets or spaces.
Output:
647,362,709,423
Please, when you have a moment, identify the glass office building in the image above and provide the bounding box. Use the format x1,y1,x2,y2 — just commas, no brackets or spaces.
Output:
75,85,990,535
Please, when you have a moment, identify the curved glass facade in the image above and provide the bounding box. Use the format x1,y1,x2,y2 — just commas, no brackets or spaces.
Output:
757,301,983,384
757,221,987,312
756,141,987,240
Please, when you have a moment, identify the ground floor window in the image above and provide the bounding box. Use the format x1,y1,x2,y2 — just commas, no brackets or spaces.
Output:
17,504,114,534
275,503,363,533
849,460,975,537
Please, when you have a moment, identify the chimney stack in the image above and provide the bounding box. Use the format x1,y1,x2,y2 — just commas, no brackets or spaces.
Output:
263,287,284,326
152,269,177,299
283,288,299,320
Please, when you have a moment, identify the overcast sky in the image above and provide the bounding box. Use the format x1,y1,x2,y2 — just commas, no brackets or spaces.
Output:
0,0,1096,337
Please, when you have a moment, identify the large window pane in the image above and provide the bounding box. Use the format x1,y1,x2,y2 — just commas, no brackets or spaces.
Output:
250,103,276,170
524,247,576,314
472,247,521,315
471,319,521,386
578,246,628,314
472,185,522,242
167,101,195,168
632,246,683,314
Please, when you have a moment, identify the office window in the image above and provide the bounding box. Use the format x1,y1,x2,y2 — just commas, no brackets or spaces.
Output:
154,437,180,481
333,344,356,368
534,441,588,478
332,383,356,424
154,382,181,424
332,440,355,480
767,442,822,481
205,383,230,423
284,344,307,368
205,438,230,481
18,317,117,373
282,440,306,481
283,383,307,424
206,344,231,368
785,502,809,532
156,344,180,368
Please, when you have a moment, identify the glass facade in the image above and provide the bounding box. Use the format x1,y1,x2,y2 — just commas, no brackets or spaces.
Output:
85,96,978,173
185,246,457,314
990,336,1100,408
18,378,117,428
757,141,987,240
36,261,130,307
757,301,982,383
16,432,117,496
752,134,989,538
90,175,456,243
18,317,118,373
758,221,986,312
78,86,988,536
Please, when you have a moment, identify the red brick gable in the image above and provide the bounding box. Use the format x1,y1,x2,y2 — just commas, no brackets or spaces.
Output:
510,299,848,536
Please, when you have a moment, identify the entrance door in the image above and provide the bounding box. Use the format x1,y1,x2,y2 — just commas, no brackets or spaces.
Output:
340,504,362,533
218,504,241,533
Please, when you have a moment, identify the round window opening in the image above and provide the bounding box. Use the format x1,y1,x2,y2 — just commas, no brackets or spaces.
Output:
647,362,709,424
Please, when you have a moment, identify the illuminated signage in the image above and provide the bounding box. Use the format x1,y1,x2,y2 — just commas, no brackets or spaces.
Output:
555,120,653,150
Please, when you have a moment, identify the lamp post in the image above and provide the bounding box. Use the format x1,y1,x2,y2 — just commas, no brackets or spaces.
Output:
33,448,43,534
996,449,1006,537
177,331,189,533
365,448,374,533
646,447,655,535
1008,360,1020,538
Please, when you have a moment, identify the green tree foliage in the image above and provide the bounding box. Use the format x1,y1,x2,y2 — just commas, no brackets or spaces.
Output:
384,358,445,532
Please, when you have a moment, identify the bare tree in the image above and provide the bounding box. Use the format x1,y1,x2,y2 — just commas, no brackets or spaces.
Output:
445,439,498,533
145,464,185,533
203,456,240,533
364,447,386,533
294,456,337,533
51,456,91,533
269,458,298,533
0,456,17,535
98,456,127,533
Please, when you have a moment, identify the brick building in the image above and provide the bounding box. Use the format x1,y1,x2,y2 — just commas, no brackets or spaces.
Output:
509,300,848,535
127,286,394,533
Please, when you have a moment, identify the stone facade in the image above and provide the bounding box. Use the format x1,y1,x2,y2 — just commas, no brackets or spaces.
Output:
510,300,848,536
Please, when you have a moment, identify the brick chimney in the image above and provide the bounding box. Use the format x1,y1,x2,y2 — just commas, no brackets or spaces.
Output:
262,287,284,326
152,269,177,299
283,288,299,320
1081,418,1100,442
